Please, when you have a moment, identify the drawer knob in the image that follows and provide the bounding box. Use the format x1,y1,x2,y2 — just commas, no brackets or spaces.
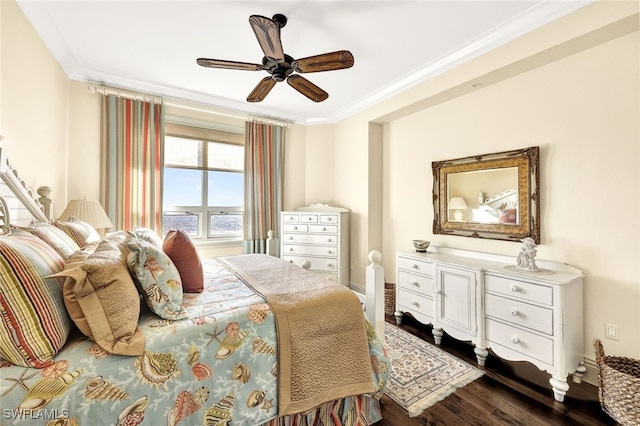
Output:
510,308,519,316
411,281,420,287
307,217,312,221
327,250,333,254
289,247,294,252
294,226,298,230
327,238,332,242
412,264,419,270
435,289,442,295
510,284,519,292
322,227,327,231
288,236,293,240
511,336,520,344
327,217,333,221
411,301,420,307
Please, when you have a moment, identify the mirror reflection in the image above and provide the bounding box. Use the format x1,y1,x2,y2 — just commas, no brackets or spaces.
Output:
447,168,519,224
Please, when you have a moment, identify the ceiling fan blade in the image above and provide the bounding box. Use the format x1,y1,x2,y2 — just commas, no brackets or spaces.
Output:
294,50,354,73
197,58,262,71
287,75,328,102
247,77,276,103
249,15,285,62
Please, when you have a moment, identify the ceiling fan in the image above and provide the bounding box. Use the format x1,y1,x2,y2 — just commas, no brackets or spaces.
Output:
197,13,354,103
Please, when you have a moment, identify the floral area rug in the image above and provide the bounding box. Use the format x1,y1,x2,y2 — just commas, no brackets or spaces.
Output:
384,322,484,417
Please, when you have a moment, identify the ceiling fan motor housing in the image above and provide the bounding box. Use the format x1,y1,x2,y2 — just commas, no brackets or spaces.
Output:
263,54,294,82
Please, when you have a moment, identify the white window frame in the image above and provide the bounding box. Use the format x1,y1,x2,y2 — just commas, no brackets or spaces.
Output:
163,123,244,243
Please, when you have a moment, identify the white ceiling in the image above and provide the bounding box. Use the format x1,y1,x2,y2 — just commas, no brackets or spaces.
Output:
18,1,592,125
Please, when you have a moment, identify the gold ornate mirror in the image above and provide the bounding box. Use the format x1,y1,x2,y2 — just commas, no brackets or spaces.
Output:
432,146,540,243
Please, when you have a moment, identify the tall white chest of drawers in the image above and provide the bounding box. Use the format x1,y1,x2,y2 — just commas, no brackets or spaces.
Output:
280,204,349,286
395,246,584,402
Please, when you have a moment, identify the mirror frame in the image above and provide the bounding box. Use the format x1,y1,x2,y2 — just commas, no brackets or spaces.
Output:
432,146,540,243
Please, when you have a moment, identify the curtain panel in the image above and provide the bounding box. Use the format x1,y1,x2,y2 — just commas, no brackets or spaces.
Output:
100,95,165,234
243,121,284,255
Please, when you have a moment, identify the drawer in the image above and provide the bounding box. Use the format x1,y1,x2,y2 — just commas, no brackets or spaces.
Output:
397,270,433,297
282,214,299,223
283,234,338,245
314,272,338,283
319,214,339,224
309,224,338,234
397,288,433,324
300,214,318,223
283,224,308,233
485,318,554,365
485,293,553,335
282,244,338,257
282,255,338,272
397,256,433,276
485,274,553,306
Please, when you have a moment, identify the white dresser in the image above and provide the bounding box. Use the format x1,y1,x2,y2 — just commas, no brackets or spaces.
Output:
395,246,584,402
280,204,349,286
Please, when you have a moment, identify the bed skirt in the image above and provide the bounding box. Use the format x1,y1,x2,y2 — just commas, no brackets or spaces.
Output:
260,394,383,426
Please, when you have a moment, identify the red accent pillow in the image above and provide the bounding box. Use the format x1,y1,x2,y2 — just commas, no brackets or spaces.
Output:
498,209,518,224
162,230,204,293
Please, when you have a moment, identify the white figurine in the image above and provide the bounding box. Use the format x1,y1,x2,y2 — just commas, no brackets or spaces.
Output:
516,237,539,272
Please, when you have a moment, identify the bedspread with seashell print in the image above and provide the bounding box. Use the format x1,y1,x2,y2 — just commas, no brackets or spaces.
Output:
0,257,390,426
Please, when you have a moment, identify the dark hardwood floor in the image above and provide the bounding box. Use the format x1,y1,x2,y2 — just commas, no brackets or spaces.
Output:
377,314,617,425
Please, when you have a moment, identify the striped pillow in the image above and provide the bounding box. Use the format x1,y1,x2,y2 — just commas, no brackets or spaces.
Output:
20,222,81,260
54,217,100,248
0,230,71,368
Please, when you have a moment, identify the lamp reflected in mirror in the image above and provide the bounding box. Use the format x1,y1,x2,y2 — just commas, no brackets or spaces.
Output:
448,197,468,221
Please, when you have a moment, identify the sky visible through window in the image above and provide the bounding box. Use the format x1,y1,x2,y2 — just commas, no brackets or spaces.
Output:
163,168,243,206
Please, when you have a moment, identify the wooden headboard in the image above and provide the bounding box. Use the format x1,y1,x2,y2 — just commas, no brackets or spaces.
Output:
0,148,50,226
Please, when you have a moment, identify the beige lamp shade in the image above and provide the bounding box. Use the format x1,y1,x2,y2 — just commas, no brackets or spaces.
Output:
448,197,468,210
58,198,113,229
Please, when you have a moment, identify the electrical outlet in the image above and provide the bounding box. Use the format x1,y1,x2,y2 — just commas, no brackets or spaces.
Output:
605,323,619,340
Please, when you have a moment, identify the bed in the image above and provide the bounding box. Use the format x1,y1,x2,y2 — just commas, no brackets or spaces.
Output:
0,151,390,425
471,187,519,224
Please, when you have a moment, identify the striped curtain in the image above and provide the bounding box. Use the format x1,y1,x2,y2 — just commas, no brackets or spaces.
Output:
100,95,165,234
243,121,284,254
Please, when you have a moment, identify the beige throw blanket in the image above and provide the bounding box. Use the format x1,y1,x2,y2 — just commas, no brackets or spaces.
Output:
219,254,374,416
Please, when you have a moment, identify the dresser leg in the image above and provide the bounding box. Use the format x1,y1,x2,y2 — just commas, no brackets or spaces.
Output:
394,311,403,325
474,347,488,366
572,361,587,383
432,327,443,345
549,376,569,402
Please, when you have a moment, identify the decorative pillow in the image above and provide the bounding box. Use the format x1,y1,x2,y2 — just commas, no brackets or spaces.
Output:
20,221,81,260
54,217,101,248
127,236,188,320
128,227,163,249
498,209,518,224
0,230,71,368
163,230,204,293
56,238,145,356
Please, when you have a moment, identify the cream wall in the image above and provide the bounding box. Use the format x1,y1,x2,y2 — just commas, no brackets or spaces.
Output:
305,1,640,383
1,1,69,214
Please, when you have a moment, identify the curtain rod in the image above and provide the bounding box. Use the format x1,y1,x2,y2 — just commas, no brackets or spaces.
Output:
87,84,291,127
87,84,163,104
247,115,291,128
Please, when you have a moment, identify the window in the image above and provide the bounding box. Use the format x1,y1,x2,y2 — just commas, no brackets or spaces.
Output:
163,123,244,241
